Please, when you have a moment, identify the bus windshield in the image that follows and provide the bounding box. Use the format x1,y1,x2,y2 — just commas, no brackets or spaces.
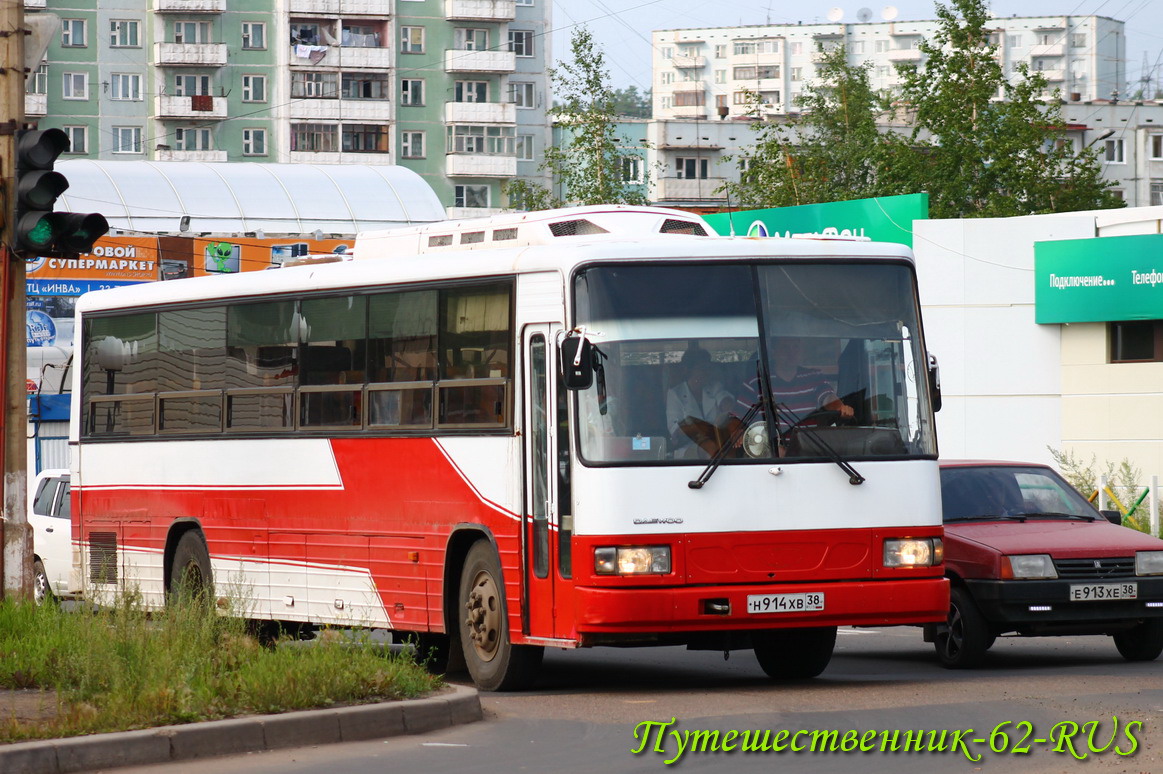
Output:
572,261,936,465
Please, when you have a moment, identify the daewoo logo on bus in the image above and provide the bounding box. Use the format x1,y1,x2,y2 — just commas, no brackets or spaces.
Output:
633,517,684,525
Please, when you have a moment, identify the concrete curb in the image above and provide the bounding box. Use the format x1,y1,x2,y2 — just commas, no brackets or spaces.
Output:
0,684,481,774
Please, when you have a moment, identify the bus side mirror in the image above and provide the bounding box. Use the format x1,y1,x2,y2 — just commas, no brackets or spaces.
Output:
561,336,594,390
927,352,942,413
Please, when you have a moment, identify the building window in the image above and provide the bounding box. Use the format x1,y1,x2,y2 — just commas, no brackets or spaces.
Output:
850,40,865,55
1071,33,1086,48
661,96,672,109
174,127,212,151
455,184,490,208
342,24,381,48
714,44,727,58
674,90,704,107
63,125,87,154
448,124,514,154
110,20,139,48
790,41,803,55
110,73,142,101
27,64,47,95
113,126,143,154
509,81,535,108
174,21,211,43
874,39,889,53
342,124,390,153
1007,34,1021,47
714,69,726,84
791,67,803,81
62,72,88,100
509,29,534,57
174,74,212,96
401,79,424,106
515,0,533,5
292,71,337,98
675,157,708,179
1150,135,1163,160
242,22,266,50
455,28,488,50
515,133,534,160
291,123,338,152
243,128,267,156
455,81,488,102
242,75,266,102
621,156,642,183
401,26,425,53
401,131,425,158
661,46,673,59
61,19,86,47
1150,181,1163,206
1110,321,1163,363
342,73,389,100
732,91,751,105
661,72,674,85
1105,138,1125,164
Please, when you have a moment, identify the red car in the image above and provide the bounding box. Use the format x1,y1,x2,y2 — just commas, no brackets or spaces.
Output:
930,461,1163,668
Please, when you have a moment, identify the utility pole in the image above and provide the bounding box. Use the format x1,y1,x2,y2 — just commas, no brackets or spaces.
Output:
0,0,30,600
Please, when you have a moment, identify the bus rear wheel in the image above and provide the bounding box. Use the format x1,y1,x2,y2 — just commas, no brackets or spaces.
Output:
169,531,213,607
458,541,542,691
753,626,837,680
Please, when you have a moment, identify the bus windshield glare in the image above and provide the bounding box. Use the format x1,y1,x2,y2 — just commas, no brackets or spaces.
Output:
573,261,937,465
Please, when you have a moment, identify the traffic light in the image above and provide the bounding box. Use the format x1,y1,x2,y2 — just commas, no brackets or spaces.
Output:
14,128,109,259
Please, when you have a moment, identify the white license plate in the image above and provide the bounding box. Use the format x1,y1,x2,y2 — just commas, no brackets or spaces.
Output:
746,592,825,614
1069,583,1138,601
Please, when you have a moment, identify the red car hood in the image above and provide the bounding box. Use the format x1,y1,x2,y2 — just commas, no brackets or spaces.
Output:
947,519,1163,558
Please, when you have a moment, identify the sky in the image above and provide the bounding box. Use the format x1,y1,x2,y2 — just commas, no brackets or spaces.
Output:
551,0,1163,93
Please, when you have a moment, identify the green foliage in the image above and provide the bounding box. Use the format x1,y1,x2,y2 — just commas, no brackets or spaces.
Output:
893,0,1123,218
612,85,652,118
723,0,1123,218
721,47,910,208
1049,447,1158,535
0,597,439,742
503,27,651,210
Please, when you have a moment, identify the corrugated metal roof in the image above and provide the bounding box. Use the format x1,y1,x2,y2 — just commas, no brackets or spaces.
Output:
55,160,446,236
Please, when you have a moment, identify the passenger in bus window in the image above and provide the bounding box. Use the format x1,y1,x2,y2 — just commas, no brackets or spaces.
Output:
666,347,737,459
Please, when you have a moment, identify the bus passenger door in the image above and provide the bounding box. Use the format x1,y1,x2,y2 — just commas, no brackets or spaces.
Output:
522,325,558,639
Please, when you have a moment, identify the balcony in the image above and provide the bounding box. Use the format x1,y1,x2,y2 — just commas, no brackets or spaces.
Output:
1037,68,1065,82
445,153,517,177
153,0,224,11
155,149,227,162
289,151,392,165
289,98,393,122
289,45,393,69
672,55,707,69
288,0,381,12
445,0,515,22
25,93,46,116
1029,42,1066,58
655,176,727,201
444,49,516,73
443,102,516,124
673,80,706,93
155,94,228,119
887,48,923,62
24,0,46,8
154,42,228,67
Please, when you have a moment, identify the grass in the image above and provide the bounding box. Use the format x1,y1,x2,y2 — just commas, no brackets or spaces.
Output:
0,595,441,743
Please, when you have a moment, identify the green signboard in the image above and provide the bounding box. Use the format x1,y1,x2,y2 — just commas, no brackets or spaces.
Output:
701,193,928,247
1035,233,1163,324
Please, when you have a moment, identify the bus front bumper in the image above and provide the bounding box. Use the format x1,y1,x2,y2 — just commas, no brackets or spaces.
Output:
573,576,949,634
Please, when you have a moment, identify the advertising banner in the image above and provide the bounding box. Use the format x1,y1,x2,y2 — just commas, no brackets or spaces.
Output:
700,193,929,247
1034,233,1163,324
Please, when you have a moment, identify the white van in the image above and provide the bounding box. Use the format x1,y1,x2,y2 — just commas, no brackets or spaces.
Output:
29,468,71,602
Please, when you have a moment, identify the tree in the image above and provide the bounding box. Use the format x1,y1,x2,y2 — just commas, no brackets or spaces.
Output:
503,27,650,211
893,0,1122,218
720,46,909,208
612,86,652,118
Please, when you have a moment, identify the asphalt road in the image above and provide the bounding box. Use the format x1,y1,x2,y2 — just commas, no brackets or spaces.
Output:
116,626,1163,774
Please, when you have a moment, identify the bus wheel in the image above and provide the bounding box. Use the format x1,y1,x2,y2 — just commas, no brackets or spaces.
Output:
458,541,543,691
753,626,837,680
169,531,213,607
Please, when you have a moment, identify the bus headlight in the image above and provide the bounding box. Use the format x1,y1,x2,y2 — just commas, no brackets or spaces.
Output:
883,538,943,567
594,546,671,575
1136,551,1163,576
743,421,769,458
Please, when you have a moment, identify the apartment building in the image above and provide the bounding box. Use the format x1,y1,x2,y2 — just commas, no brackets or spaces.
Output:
652,15,1125,121
25,0,551,216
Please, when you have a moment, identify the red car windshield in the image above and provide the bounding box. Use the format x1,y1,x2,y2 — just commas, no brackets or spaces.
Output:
940,466,1098,522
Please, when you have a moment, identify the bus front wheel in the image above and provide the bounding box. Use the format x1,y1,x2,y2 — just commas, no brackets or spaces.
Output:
457,541,542,691
753,626,837,680
169,530,213,607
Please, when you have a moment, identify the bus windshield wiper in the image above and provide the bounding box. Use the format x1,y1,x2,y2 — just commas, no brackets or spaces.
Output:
774,403,865,486
688,400,760,490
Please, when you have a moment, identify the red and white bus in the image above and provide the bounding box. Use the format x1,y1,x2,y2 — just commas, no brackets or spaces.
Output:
70,205,947,690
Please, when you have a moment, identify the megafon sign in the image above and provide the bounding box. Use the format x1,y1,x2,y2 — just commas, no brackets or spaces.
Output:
702,193,928,248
